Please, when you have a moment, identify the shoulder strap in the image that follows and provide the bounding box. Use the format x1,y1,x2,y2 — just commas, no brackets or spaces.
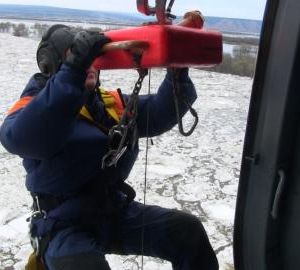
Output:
79,87,125,124
79,87,126,133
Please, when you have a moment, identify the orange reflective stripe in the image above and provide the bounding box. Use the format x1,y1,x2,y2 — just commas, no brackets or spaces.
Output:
107,90,125,118
7,96,34,115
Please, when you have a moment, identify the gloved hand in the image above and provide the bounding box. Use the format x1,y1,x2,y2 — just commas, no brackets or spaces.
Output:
65,31,111,71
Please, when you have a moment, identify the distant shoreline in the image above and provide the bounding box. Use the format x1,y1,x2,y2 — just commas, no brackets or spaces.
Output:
0,16,137,27
0,4,262,35
0,16,260,38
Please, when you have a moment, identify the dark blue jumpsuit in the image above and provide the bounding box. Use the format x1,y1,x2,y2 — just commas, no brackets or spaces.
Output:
0,64,218,270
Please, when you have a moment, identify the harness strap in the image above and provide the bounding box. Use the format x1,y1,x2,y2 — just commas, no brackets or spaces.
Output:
102,69,147,168
36,233,52,261
171,69,198,136
31,192,71,213
31,181,135,215
79,88,126,133
119,182,136,203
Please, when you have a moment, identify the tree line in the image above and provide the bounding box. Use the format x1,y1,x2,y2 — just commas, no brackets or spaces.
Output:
204,44,258,77
0,22,105,38
223,35,259,46
0,22,258,78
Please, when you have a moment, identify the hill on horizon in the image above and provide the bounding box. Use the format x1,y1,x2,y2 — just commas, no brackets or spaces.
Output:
0,4,262,34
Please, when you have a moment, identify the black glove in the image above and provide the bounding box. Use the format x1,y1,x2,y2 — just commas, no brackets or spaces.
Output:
65,31,111,71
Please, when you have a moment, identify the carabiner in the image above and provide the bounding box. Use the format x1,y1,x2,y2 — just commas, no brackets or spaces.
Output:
136,0,175,24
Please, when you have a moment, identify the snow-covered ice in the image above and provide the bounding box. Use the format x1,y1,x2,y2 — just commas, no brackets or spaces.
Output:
0,31,253,269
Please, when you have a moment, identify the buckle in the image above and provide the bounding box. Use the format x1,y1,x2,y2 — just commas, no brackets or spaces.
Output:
32,195,47,219
101,124,129,169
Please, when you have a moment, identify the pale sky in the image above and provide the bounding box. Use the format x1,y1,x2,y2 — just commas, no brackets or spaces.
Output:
0,0,267,20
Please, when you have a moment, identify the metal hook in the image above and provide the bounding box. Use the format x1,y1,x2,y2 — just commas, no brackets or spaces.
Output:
136,0,175,24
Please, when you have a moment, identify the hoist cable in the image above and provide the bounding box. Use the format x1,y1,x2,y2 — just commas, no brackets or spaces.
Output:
167,0,175,13
140,68,151,270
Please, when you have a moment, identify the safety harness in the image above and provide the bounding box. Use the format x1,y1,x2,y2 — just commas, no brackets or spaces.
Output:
102,68,148,168
80,87,126,125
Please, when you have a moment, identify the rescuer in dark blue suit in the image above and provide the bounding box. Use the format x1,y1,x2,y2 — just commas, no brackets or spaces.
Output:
0,25,218,270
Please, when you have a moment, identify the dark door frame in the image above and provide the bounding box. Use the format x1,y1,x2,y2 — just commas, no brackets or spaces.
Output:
233,0,300,269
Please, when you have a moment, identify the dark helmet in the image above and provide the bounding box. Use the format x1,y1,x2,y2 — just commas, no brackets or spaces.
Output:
36,24,76,75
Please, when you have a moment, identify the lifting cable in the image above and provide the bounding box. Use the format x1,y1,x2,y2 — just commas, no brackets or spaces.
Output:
140,68,152,270
139,68,198,269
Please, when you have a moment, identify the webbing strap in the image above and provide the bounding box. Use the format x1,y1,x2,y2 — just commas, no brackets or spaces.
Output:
171,69,199,136
80,87,125,123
